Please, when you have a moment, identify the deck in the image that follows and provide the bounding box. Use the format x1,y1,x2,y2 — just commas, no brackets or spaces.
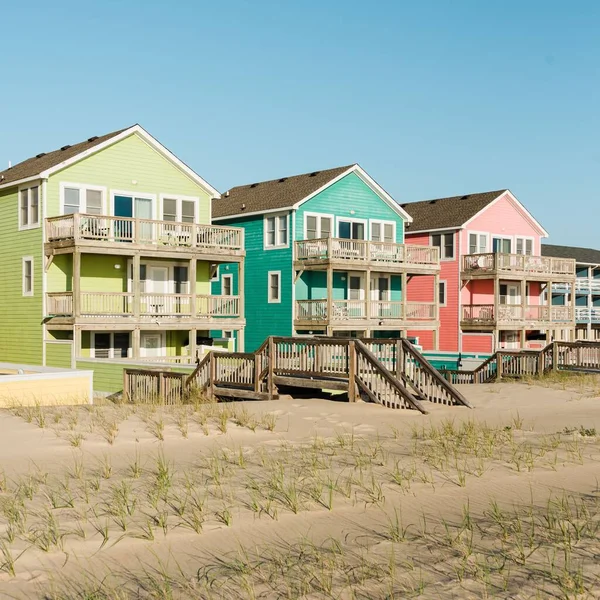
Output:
461,304,574,329
461,253,575,281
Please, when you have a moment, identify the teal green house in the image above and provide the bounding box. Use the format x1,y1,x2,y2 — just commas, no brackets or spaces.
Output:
212,165,441,352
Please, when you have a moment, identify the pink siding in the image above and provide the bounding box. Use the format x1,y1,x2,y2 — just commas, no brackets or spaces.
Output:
462,334,493,353
406,329,434,350
461,280,544,305
460,191,544,255
406,230,460,352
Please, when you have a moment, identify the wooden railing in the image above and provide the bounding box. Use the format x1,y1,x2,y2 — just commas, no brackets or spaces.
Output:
576,307,600,323
462,253,575,277
295,300,436,322
123,369,188,404
462,304,574,324
47,292,74,315
46,213,244,252
295,238,439,268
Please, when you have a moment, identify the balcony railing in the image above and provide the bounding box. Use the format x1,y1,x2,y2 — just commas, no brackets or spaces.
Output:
47,292,240,319
295,300,436,322
462,303,574,325
45,213,244,252
295,238,439,268
462,253,575,278
576,307,600,323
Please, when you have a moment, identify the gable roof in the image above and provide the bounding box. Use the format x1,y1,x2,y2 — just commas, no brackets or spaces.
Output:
0,125,220,197
542,244,600,266
212,164,411,222
402,190,507,232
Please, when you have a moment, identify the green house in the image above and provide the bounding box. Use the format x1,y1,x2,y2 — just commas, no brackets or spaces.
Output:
212,164,440,352
0,125,245,392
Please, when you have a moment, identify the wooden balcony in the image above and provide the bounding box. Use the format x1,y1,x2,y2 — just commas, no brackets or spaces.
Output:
294,299,437,328
461,304,574,328
46,292,242,325
45,213,245,260
576,307,600,323
294,238,439,274
461,253,575,281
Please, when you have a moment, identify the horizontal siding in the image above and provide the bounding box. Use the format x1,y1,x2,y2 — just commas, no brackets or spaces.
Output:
0,187,44,365
46,342,73,369
0,375,91,407
462,334,493,353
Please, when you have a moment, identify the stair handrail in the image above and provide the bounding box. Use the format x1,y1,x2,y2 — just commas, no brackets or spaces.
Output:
401,339,472,408
354,340,427,413
185,352,211,388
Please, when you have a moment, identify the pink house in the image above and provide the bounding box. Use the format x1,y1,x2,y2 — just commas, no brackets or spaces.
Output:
402,190,576,353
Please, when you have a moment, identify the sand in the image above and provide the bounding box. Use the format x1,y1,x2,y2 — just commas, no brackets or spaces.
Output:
0,377,599,599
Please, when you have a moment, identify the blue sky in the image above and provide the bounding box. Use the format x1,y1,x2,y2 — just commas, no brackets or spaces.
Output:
1,0,598,247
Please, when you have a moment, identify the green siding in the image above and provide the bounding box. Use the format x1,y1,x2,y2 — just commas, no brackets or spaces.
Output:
295,172,405,243
46,343,73,368
0,185,44,364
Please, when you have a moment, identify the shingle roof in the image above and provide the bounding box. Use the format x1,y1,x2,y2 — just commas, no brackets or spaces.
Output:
0,126,132,187
542,244,600,265
212,164,356,219
402,190,507,232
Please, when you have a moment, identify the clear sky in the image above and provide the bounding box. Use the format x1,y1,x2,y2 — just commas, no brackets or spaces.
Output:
1,0,598,247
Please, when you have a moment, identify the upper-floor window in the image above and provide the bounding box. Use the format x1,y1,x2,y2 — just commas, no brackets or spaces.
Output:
492,237,512,253
431,232,454,260
338,219,365,240
438,280,447,306
222,274,233,296
305,213,332,239
22,257,34,296
469,233,488,254
370,220,395,243
264,213,288,248
268,271,281,303
161,196,197,223
19,185,40,229
61,183,104,215
515,237,534,255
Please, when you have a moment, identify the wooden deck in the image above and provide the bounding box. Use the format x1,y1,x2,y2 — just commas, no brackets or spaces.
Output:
461,304,574,328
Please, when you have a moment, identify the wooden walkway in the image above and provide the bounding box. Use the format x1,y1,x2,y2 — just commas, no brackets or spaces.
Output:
123,337,471,413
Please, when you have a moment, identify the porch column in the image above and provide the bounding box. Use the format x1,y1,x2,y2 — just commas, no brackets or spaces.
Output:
189,258,197,317
189,328,197,362
401,272,408,321
237,327,245,353
73,326,82,366
326,266,333,327
493,276,500,324
521,327,526,349
132,254,141,318
433,272,440,323
365,269,371,321
521,279,527,348
73,250,81,318
132,327,140,360
238,257,245,323
432,328,439,351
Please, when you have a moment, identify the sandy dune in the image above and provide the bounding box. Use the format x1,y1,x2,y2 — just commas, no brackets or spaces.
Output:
0,379,599,598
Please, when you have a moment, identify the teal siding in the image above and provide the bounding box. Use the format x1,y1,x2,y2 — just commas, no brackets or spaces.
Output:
295,172,405,243
216,214,292,352
297,272,402,301
210,263,240,343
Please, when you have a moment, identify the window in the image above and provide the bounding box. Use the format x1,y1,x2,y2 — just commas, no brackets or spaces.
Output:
439,280,447,306
305,214,332,239
91,332,130,359
19,185,40,228
268,271,281,303
162,196,197,223
515,237,534,255
60,183,105,216
492,237,512,253
338,219,365,240
22,257,34,296
370,221,395,243
468,233,488,254
431,233,454,259
264,213,288,248
222,274,233,296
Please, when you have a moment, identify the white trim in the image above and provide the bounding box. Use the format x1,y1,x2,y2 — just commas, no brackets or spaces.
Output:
159,193,201,223
303,211,334,239
407,225,463,235
439,279,447,307
0,174,44,191
336,216,368,239
462,189,549,238
140,331,166,358
22,256,34,296
221,274,233,296
110,189,158,220
213,206,292,221
17,182,41,230
515,235,535,256
369,219,396,242
291,209,296,333
267,271,282,303
59,181,107,215
263,212,289,250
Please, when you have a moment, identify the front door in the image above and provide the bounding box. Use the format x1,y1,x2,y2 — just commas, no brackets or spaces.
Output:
114,195,153,241
147,266,170,313
348,274,365,317
140,332,164,358
371,275,390,318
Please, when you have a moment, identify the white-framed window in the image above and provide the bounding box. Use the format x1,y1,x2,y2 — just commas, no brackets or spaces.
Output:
91,332,131,359
337,218,366,240
370,220,395,243
22,257,34,296
515,236,534,255
160,195,199,223
264,213,288,248
222,274,233,296
468,232,488,254
268,271,281,303
223,330,233,339
60,183,106,216
439,280,447,307
492,237,512,253
304,213,333,239
431,232,454,260
18,184,40,229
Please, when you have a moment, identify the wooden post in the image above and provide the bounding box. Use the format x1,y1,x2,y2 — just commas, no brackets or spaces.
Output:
132,327,140,359
209,352,216,400
326,266,333,326
401,272,408,322
238,257,245,323
159,372,166,400
189,258,197,317
73,250,81,318
552,341,558,371
520,279,527,349
123,369,130,403
496,351,503,380
348,340,357,402
537,349,544,376
365,269,371,321
132,253,141,318
395,338,403,379
237,328,245,353
73,327,82,366
254,354,261,393
189,328,197,363
267,336,275,400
